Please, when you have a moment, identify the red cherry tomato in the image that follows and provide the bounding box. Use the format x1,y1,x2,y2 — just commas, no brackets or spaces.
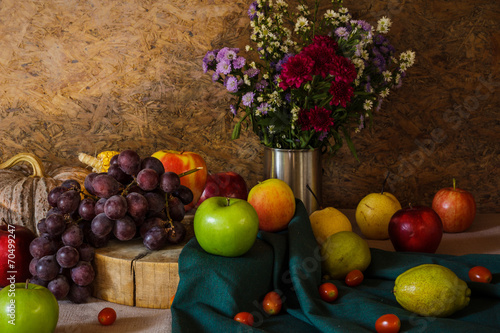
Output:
345,269,364,287
375,313,401,333
98,307,117,326
319,282,338,302
469,266,492,283
262,291,282,315
234,312,254,326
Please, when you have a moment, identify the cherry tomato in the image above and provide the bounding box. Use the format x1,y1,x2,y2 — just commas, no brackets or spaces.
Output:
319,282,338,302
375,313,401,333
234,312,254,326
262,291,282,315
469,266,492,283
98,307,117,326
169,294,175,307
345,269,364,287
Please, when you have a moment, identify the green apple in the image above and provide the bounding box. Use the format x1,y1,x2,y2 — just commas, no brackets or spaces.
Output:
194,197,259,257
0,282,59,333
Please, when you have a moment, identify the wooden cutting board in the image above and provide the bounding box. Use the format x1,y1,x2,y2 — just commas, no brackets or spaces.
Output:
92,215,194,309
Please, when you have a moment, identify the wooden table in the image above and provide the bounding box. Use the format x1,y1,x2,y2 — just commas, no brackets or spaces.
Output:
55,211,500,333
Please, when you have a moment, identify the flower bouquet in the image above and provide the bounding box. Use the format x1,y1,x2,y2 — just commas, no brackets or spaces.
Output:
203,0,415,158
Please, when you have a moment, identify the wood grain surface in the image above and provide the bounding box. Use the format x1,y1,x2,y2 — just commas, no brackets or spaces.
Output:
0,0,498,212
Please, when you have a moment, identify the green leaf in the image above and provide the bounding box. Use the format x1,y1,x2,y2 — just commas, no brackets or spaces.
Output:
231,122,242,140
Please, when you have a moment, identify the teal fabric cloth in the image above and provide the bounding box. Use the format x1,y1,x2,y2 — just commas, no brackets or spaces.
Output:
171,200,500,332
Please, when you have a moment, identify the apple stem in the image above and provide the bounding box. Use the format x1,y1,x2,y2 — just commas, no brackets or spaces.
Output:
381,172,390,194
226,197,230,206
25,279,29,289
453,178,456,190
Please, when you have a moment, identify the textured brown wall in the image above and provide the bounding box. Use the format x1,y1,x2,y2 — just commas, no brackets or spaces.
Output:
0,0,498,212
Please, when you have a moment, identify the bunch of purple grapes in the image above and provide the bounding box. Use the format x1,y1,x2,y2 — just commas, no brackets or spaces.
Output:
28,149,193,303
28,179,96,303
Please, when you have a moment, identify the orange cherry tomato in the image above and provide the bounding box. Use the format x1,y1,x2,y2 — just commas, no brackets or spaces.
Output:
262,291,282,315
345,269,364,287
234,312,254,326
469,266,492,283
319,282,338,302
169,294,175,307
98,307,117,326
375,313,401,333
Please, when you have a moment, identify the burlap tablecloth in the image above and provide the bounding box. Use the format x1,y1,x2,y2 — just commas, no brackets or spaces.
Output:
56,211,499,332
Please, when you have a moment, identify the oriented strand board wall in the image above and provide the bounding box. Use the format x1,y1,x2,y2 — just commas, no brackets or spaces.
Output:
0,0,498,213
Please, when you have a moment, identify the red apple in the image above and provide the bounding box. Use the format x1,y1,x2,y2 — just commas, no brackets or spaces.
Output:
388,205,443,253
0,221,36,287
431,179,476,233
247,179,296,232
152,150,208,212
197,172,248,206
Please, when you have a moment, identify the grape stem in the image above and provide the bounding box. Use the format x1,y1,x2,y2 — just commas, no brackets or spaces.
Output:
178,167,203,178
121,180,137,196
381,171,390,194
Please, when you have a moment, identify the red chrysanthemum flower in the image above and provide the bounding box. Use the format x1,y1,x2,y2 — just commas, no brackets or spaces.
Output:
329,56,357,83
279,53,314,90
310,35,338,51
301,43,337,78
329,80,354,108
298,106,335,133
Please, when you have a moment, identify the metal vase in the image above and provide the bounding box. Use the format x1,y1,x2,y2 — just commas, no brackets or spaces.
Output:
263,147,322,214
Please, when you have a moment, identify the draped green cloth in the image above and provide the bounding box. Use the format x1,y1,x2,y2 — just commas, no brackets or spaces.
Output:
171,200,500,332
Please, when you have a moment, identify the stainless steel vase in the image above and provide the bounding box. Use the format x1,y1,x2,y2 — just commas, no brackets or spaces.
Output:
263,147,322,214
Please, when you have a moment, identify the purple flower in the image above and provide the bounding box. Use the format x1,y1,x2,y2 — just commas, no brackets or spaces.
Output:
256,79,268,91
216,60,232,75
335,27,349,39
257,103,269,115
356,20,372,31
275,53,294,72
244,68,260,78
212,72,220,82
230,105,237,115
225,76,239,93
233,56,246,69
359,114,365,130
202,50,218,73
248,2,258,20
318,131,328,141
242,92,255,107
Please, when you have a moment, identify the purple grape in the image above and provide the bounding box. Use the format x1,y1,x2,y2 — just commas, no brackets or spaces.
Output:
57,190,81,214
143,226,168,251
167,196,185,221
95,197,107,215
140,157,165,176
85,230,110,248
56,246,80,268
126,192,149,218
29,257,38,276
67,284,91,304
48,186,68,207
145,191,166,214
70,261,95,286
91,213,115,237
173,185,194,205
78,197,96,221
137,168,159,191
166,221,186,244
61,179,81,191
37,218,47,234
45,213,66,236
110,154,119,166
61,224,84,248
84,172,98,195
47,275,70,300
36,255,60,281
78,243,95,262
92,174,122,198
29,235,58,259
29,276,49,287
160,172,180,193
140,217,164,238
46,207,62,218
113,215,137,241
117,149,141,176
104,195,128,220
107,164,134,185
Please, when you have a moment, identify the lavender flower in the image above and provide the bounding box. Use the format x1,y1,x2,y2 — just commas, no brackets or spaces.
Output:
216,60,232,75
244,68,260,78
233,56,246,69
229,105,237,115
212,72,220,82
242,92,255,107
248,1,258,20
256,79,268,92
335,27,349,39
256,102,269,115
225,76,239,93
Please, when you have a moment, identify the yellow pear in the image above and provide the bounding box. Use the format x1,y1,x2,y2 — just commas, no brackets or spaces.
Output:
309,207,352,245
355,191,402,239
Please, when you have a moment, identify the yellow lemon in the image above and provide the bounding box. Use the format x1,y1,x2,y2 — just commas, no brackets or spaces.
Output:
355,192,402,240
309,207,352,245
320,231,371,280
